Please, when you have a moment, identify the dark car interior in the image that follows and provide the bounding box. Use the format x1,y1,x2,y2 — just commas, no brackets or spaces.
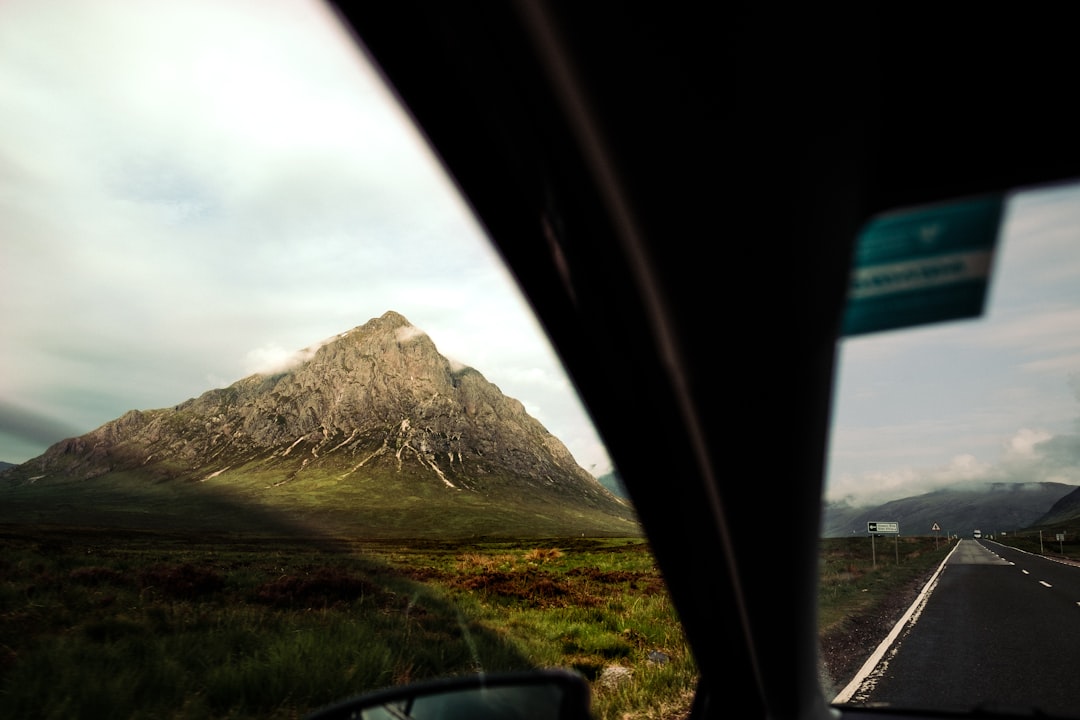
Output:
327,3,1080,719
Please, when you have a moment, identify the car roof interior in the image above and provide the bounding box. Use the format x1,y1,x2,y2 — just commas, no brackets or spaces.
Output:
331,3,1080,718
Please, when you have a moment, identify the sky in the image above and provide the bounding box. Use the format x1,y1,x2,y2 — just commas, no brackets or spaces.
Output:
5,2,1080,504
0,0,613,474
827,183,1080,505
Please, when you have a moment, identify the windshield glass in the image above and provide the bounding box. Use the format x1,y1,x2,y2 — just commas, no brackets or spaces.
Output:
0,2,694,717
822,182,1080,716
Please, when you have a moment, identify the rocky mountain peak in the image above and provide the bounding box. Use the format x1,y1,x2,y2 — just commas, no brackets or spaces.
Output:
7,313,631,530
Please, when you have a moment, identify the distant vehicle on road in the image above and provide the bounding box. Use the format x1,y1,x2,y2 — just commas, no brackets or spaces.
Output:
974,529,982,539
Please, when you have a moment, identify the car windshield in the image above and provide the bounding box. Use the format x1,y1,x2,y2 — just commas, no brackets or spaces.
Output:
822,182,1080,716
0,1,694,718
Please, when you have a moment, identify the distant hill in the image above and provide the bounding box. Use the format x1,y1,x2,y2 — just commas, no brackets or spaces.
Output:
1036,484,1080,527
0,461,13,472
597,470,628,499
821,482,1076,538
0,312,637,538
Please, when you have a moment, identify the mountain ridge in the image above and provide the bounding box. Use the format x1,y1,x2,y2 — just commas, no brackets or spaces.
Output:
1,312,635,537
1037,483,1080,526
821,481,1077,537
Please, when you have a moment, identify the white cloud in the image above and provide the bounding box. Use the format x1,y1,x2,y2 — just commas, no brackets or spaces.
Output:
395,326,426,344
244,343,308,376
1005,428,1052,457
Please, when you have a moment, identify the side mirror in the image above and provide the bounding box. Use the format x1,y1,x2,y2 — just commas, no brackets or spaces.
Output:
306,670,591,720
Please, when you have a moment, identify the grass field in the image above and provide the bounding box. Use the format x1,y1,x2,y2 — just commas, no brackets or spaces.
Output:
0,526,694,720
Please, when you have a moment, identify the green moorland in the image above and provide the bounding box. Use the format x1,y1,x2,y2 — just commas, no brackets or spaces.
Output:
0,526,695,720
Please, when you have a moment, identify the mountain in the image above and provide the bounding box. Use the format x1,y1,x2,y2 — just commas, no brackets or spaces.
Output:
821,482,1077,538
597,470,628,499
1036,484,1080,526
0,312,636,538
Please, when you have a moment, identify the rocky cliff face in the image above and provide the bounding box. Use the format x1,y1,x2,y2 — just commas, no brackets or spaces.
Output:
11,312,625,517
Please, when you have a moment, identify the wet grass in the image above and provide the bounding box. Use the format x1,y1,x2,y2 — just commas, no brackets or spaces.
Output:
0,527,694,720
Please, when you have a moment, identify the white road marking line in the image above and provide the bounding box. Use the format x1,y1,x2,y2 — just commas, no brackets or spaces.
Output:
1039,581,1052,588
1022,569,1030,575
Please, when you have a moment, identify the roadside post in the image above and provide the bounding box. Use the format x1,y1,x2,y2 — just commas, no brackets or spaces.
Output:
932,522,941,549
868,521,900,567
1057,533,1065,555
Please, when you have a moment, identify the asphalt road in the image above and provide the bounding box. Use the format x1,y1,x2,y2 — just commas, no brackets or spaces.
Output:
837,539,1080,716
